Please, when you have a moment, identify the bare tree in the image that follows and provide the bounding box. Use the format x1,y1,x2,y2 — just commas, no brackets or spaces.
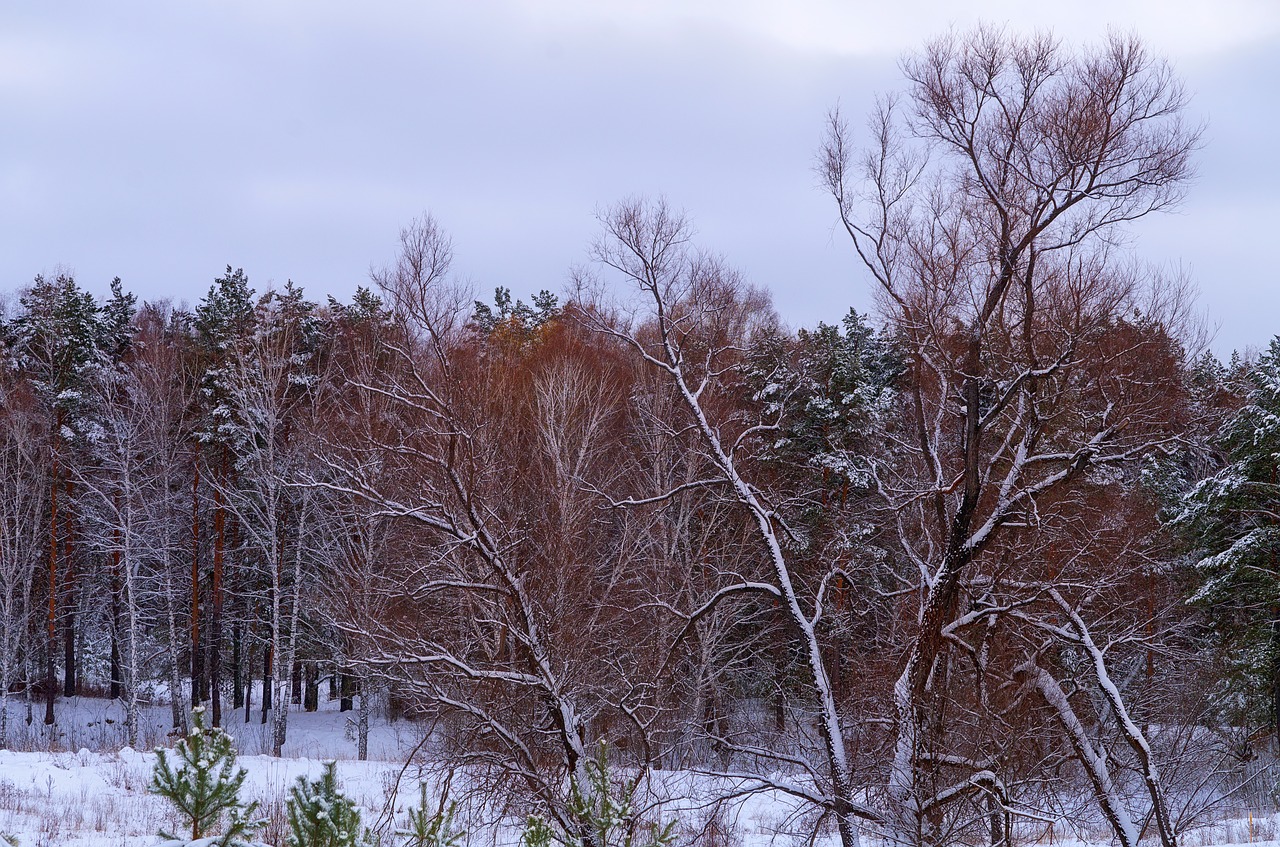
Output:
210,283,323,755
583,198,885,847
819,27,1200,846
74,304,194,746
316,215,665,845
0,368,45,747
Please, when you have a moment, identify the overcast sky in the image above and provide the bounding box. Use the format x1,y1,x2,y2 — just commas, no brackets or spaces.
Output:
1,1,1277,355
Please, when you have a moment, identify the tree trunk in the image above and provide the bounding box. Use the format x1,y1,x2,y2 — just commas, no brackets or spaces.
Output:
357,681,369,762
261,644,272,725
110,537,122,701
340,673,354,713
232,623,243,710
44,443,57,726
1272,615,1280,747
244,639,254,724
109,635,121,700
211,456,225,727
304,662,318,712
61,493,75,698
190,462,202,709
988,794,1005,847
162,557,187,735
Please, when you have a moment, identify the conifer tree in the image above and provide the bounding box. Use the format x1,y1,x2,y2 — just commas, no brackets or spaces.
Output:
151,706,263,846
285,761,367,847
7,272,105,723
398,783,465,847
1174,338,1280,738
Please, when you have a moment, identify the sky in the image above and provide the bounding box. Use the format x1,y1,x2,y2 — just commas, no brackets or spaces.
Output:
0,1,1277,356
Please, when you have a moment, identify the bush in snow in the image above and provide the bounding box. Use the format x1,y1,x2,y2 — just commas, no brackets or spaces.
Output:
150,706,265,847
286,761,369,847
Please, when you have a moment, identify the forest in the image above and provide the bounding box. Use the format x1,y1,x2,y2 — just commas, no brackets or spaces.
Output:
0,27,1277,847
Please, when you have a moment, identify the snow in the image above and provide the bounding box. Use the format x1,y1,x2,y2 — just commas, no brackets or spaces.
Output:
0,697,1273,847
0,696,412,761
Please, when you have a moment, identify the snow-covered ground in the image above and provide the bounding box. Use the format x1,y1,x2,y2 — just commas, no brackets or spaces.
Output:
0,694,414,760
0,697,1274,847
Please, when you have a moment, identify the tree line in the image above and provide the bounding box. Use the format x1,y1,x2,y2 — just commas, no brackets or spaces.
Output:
0,27,1274,847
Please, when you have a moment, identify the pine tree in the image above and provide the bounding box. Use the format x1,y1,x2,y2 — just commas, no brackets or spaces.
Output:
1173,338,1280,738
150,706,264,846
397,783,465,847
6,272,107,723
285,761,367,847
522,747,674,847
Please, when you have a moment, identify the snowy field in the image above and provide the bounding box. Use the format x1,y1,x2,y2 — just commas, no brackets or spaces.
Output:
0,697,1275,847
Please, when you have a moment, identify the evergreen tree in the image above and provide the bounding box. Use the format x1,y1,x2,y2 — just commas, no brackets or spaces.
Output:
99,277,138,362
7,273,106,434
398,784,465,847
194,267,257,451
471,286,559,336
746,308,898,482
5,272,108,720
524,746,674,847
1173,338,1280,739
150,706,264,846
285,761,367,847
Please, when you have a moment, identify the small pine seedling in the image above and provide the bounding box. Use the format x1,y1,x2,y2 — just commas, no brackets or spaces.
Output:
286,761,369,847
524,745,675,847
150,705,264,847
398,783,465,847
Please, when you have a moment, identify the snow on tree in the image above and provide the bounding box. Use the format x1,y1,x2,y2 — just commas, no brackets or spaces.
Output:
285,761,368,847
397,783,465,847
1174,338,1280,739
6,272,108,725
151,706,265,847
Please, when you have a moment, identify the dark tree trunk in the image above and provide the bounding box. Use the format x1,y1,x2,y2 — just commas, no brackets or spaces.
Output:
304,663,318,712
244,641,254,724
340,673,354,713
261,645,272,725
109,640,121,701
232,623,243,710
290,659,302,706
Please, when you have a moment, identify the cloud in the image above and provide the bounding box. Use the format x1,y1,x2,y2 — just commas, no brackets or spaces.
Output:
497,0,1280,57
0,32,80,98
